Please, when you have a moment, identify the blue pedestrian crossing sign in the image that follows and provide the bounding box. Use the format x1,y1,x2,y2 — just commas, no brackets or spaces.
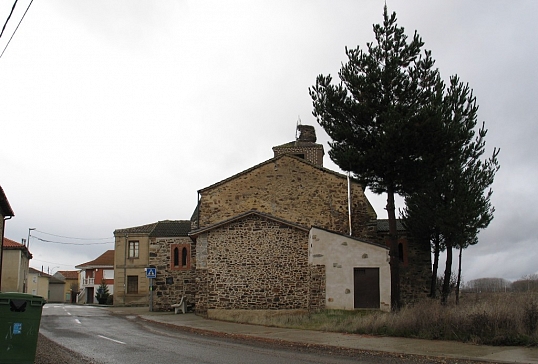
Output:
145,267,157,279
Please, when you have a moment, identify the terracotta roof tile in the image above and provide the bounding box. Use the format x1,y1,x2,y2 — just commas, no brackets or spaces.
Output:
75,250,114,268
2,237,32,259
2,237,24,248
57,270,79,280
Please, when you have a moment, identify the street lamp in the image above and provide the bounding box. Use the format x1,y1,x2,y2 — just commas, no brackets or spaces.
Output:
27,228,35,249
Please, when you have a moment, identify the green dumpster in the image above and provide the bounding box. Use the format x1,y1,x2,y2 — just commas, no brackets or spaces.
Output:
0,292,45,364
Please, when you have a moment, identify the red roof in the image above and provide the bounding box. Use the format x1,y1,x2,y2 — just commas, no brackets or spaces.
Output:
75,250,114,269
2,237,32,258
29,267,52,278
3,237,23,248
57,270,79,280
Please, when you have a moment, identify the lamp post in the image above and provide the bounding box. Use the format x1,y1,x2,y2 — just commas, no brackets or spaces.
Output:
27,227,36,249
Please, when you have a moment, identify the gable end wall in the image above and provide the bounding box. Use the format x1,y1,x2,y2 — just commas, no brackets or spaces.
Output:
198,214,312,311
198,156,376,239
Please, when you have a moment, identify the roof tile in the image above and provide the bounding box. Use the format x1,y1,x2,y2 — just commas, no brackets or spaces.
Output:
75,250,114,268
57,270,79,280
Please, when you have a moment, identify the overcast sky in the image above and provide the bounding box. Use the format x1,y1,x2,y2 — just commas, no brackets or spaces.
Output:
1,1,536,283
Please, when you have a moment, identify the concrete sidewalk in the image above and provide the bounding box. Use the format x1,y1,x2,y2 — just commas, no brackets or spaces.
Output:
107,306,538,363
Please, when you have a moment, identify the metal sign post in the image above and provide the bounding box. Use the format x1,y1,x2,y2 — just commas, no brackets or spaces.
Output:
149,278,153,312
145,267,157,312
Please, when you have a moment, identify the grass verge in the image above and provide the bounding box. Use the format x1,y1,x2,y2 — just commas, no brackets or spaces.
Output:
214,292,538,346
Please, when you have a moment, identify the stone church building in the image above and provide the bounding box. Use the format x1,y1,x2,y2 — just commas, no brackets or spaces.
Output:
113,125,431,316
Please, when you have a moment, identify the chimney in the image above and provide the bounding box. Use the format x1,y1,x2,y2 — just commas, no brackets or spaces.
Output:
296,125,317,143
272,124,324,167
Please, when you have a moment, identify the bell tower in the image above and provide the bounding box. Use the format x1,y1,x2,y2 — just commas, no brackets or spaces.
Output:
272,124,324,167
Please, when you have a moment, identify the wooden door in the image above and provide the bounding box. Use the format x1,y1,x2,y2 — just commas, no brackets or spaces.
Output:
353,268,380,309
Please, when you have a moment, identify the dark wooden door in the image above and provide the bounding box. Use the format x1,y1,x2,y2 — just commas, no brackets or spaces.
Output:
87,287,94,304
353,268,380,309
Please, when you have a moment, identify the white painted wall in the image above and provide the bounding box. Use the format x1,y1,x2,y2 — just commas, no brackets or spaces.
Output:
309,227,391,312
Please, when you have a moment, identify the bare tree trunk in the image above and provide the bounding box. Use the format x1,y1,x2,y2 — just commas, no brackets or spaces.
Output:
430,230,440,298
441,241,453,305
386,185,401,310
456,245,463,305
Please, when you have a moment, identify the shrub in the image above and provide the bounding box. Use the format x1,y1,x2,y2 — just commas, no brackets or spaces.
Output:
523,298,538,335
95,280,110,305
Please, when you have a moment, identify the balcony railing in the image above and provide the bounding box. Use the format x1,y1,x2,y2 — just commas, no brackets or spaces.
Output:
82,278,95,286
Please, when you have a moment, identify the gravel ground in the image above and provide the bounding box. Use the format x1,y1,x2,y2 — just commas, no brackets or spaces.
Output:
35,334,98,364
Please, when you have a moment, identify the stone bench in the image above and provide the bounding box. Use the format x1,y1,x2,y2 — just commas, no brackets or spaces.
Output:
171,297,186,314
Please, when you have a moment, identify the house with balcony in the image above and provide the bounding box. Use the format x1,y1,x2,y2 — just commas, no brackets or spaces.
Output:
75,250,114,304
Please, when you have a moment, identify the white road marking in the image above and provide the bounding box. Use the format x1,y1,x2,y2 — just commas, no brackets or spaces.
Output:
98,335,126,345
67,312,72,315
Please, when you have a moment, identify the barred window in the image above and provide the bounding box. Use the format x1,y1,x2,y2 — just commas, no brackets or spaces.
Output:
127,275,138,294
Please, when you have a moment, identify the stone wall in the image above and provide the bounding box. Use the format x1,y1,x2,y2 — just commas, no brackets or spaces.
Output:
378,234,431,305
195,269,208,316
198,155,376,239
149,237,197,312
272,144,324,168
199,214,313,311
400,236,431,304
308,265,326,311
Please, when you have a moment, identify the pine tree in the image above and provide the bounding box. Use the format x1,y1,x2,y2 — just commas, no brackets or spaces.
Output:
402,76,499,305
310,6,446,308
95,280,110,305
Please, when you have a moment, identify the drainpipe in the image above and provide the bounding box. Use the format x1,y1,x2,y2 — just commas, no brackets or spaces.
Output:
124,234,128,305
347,172,352,236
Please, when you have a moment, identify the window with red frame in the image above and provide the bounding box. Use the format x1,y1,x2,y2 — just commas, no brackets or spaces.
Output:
171,244,190,270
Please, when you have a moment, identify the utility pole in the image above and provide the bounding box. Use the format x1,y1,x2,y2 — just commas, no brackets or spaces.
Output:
27,227,35,249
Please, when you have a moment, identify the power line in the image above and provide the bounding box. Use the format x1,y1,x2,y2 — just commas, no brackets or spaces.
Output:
33,236,114,245
34,230,112,241
30,258,75,268
0,0,18,39
0,0,34,60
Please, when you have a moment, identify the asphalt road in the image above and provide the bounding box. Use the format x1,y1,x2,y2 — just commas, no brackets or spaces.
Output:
39,304,383,364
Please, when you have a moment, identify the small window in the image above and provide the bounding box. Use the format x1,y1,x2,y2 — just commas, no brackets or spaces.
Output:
128,241,139,259
170,244,190,270
127,276,138,294
173,247,179,267
182,247,188,266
